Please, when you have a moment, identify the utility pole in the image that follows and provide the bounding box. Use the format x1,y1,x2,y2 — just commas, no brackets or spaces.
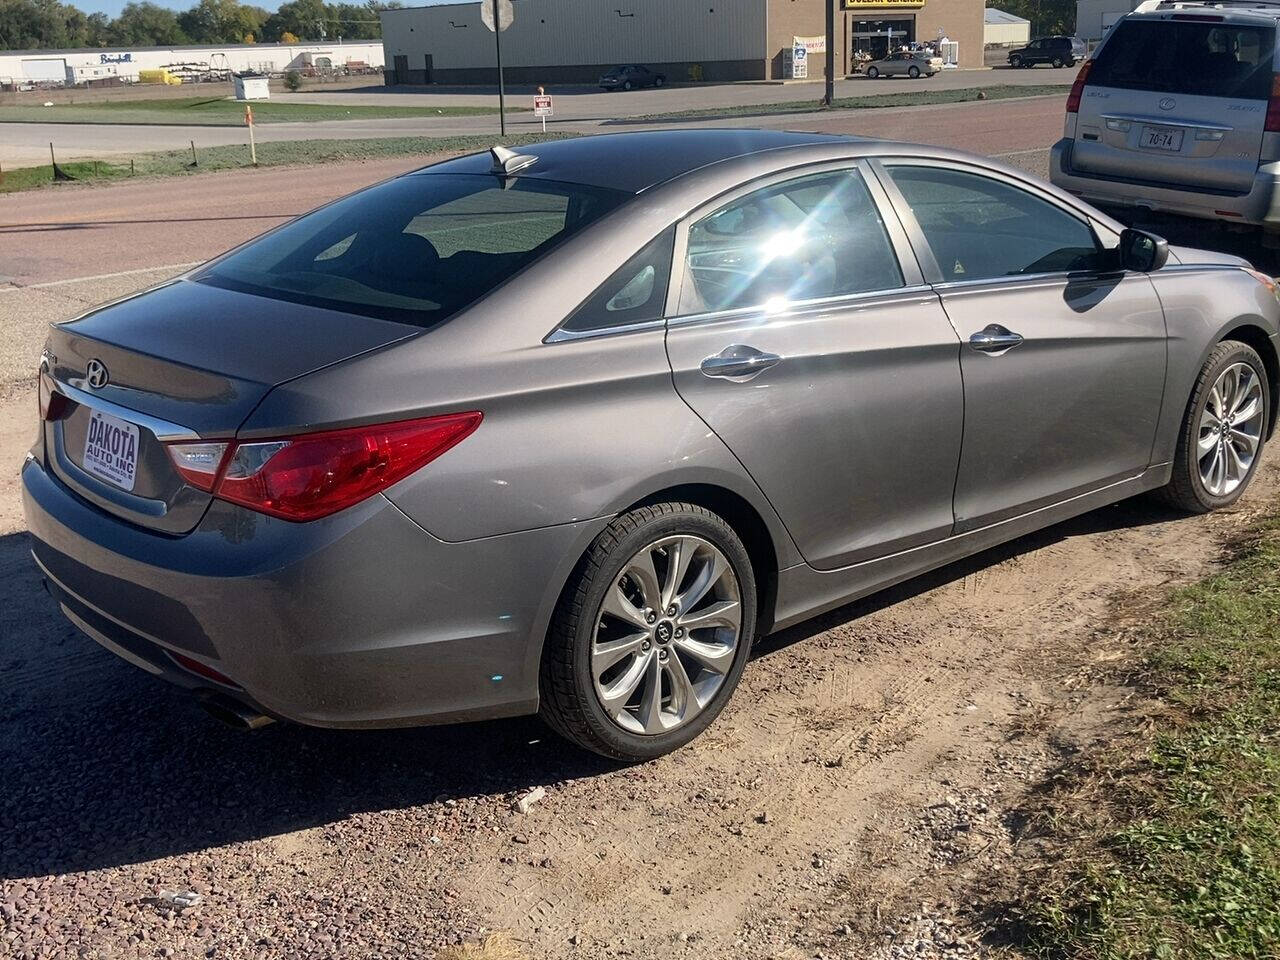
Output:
493,0,507,137
823,0,835,106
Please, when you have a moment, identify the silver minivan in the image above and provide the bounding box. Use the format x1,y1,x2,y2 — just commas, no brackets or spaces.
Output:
1051,0,1280,233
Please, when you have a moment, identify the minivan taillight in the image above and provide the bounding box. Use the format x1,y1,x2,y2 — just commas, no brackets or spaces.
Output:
166,412,482,522
1066,59,1092,113
1266,74,1280,132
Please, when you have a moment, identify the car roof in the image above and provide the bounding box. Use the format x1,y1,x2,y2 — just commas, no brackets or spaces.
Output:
411,129,850,193
1128,0,1280,23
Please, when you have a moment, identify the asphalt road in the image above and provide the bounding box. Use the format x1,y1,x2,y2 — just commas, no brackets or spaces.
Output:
2,67,1074,167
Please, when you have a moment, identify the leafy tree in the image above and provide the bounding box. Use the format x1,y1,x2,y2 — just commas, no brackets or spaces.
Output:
85,9,109,43
107,1,187,45
262,0,324,40
278,28,297,42
177,0,265,43
0,0,91,49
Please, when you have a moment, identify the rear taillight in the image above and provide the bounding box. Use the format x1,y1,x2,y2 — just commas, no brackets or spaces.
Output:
1266,74,1280,133
165,412,481,522
37,372,67,422
1066,59,1092,114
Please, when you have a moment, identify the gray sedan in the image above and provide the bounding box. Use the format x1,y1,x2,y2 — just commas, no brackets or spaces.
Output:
865,50,942,78
24,131,1278,761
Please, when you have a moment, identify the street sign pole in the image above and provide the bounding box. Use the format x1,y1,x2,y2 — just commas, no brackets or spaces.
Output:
493,0,507,137
824,0,835,107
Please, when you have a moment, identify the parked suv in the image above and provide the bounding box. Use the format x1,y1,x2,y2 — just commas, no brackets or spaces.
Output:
1051,0,1280,233
1008,35,1086,68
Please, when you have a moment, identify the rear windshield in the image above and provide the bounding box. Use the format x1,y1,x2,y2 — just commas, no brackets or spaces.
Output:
1090,19,1275,99
196,173,629,327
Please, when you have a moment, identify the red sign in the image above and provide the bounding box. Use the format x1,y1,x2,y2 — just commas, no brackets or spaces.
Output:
533,95,553,117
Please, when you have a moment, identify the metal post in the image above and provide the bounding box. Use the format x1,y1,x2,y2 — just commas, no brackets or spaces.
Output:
493,0,507,137
824,0,835,107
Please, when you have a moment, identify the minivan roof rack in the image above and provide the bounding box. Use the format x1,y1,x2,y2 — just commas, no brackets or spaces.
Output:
1132,0,1280,11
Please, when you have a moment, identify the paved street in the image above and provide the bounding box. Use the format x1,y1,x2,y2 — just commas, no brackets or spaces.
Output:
1,67,1074,166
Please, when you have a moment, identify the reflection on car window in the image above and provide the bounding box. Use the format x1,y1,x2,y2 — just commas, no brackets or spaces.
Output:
561,229,676,334
885,165,1103,281
1089,19,1274,99
196,174,627,328
678,169,904,315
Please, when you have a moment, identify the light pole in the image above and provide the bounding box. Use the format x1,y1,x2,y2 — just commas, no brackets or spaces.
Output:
823,0,835,107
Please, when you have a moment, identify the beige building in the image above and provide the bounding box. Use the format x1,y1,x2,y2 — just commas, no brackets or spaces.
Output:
381,0,985,85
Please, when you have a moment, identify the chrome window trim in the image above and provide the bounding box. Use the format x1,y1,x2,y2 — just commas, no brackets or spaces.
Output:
544,317,667,343
667,283,937,329
52,379,201,442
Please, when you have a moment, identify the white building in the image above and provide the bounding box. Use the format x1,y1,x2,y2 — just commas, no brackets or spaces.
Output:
1075,0,1140,41
0,41,384,87
983,8,1031,46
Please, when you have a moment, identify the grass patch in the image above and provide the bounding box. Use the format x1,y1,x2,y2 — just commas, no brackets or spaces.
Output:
0,133,567,194
623,84,1070,122
0,95,514,126
1024,500,1280,959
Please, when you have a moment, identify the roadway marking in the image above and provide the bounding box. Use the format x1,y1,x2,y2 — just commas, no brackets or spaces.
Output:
0,262,201,292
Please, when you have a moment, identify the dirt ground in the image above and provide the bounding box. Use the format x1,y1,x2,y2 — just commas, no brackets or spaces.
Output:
1,352,1273,959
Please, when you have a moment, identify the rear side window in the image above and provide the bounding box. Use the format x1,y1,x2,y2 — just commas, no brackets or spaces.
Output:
678,168,904,315
1090,19,1275,99
886,165,1103,281
196,174,628,328
560,229,676,334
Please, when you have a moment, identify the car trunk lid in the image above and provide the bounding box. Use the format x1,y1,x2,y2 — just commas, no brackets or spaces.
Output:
43,278,416,534
1072,16,1275,193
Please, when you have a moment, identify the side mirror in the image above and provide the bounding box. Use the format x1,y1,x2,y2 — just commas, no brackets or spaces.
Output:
1119,228,1169,272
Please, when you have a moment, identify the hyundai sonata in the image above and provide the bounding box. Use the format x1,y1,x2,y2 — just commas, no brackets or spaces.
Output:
24,130,1278,760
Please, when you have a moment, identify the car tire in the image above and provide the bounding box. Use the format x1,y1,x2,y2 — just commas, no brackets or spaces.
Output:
655,76,664,87
908,65,921,78
1009,56,1022,68
623,80,633,91
539,502,757,761
1155,340,1270,513
867,66,879,78
1052,56,1065,68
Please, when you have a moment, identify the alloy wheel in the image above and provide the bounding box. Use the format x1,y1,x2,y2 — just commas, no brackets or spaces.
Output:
590,535,742,736
1198,361,1264,497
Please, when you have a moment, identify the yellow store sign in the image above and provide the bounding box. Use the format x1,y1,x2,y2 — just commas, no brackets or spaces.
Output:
842,0,926,8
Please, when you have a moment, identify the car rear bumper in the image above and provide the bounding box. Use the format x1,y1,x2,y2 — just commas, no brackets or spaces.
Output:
22,454,605,729
1051,137,1280,228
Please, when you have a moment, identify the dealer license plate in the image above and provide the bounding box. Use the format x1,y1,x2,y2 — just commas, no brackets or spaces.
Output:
82,408,140,492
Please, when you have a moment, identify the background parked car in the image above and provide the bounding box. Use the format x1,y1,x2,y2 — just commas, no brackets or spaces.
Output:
865,50,942,78
1051,0,1280,235
1008,35,1087,67
599,64,666,90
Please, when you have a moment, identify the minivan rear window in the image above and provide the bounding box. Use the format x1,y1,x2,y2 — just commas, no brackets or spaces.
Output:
196,174,629,327
1089,19,1275,99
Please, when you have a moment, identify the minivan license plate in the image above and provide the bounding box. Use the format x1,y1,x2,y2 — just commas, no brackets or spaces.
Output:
1140,126,1184,152
82,408,140,492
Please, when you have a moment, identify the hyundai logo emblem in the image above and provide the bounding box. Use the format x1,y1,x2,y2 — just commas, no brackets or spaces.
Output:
85,359,109,389
1159,97,1176,111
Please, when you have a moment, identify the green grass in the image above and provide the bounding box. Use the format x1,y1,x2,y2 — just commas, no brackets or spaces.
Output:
0,133,567,194
0,95,514,126
625,84,1071,122
1026,503,1280,960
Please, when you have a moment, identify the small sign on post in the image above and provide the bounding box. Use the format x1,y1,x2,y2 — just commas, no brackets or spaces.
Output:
245,104,257,167
533,93,553,132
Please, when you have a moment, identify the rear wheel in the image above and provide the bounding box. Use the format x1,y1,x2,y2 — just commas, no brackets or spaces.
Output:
540,503,757,761
867,66,880,78
908,65,921,78
1052,56,1066,68
1156,341,1269,513
654,76,664,87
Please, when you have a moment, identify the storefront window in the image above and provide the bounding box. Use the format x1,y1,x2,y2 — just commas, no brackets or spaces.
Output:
852,18,916,61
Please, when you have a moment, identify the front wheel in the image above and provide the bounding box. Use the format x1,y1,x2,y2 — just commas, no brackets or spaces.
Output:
1156,340,1269,513
908,65,921,78
866,66,880,78
623,80,633,91
1009,56,1022,68
654,76,664,87
1052,56,1065,68
540,503,757,761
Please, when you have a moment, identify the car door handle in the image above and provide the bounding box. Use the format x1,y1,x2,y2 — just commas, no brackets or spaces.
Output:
699,344,782,381
968,324,1024,354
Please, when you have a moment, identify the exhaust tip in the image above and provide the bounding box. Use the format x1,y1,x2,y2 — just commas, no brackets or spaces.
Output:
197,693,274,731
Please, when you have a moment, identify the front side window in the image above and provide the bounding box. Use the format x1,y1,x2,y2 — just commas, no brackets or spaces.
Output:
1090,19,1275,99
196,174,628,328
884,165,1103,282
678,168,904,315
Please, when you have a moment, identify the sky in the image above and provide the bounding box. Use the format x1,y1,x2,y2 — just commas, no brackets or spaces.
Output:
75,0,457,18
